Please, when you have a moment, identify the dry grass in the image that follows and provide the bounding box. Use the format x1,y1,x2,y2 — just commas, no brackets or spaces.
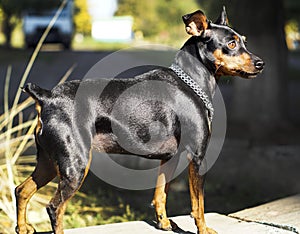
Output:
0,63,75,233
0,62,76,233
0,1,72,232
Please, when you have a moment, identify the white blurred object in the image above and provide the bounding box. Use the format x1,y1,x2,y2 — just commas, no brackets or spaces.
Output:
92,16,133,42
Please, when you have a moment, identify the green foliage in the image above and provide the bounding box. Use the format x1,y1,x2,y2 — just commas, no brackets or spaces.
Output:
115,0,199,38
285,19,299,49
286,19,299,33
0,0,60,15
74,0,92,35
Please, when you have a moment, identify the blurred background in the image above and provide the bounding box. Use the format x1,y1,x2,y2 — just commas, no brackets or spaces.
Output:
0,0,299,233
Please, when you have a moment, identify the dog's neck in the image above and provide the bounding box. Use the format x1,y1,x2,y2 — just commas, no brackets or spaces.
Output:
174,39,217,97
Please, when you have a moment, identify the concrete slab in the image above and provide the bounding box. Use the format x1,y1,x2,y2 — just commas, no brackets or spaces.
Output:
63,213,294,234
229,194,300,233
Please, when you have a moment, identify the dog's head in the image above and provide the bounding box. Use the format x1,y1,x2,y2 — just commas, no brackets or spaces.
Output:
182,7,264,78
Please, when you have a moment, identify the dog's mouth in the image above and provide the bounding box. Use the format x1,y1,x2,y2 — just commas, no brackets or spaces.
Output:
235,69,262,79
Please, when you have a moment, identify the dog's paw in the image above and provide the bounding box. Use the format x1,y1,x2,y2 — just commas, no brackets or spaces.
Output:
197,227,218,234
157,218,179,231
157,218,172,231
206,227,218,234
15,224,36,234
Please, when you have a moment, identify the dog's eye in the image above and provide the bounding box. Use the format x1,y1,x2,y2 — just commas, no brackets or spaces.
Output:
227,40,237,50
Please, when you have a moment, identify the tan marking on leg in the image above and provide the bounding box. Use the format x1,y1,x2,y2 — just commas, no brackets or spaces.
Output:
15,177,37,234
53,202,67,234
16,155,57,234
152,160,172,230
189,162,198,219
35,102,42,135
80,150,93,188
189,162,217,234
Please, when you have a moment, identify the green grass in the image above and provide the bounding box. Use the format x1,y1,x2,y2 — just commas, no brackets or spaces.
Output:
73,36,131,51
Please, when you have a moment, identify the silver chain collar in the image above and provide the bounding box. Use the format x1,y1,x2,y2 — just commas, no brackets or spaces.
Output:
169,63,214,122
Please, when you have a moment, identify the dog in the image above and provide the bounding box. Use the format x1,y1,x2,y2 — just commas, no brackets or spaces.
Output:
15,7,264,234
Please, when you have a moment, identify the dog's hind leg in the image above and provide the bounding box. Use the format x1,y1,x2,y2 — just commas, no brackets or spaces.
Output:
15,147,57,234
151,156,179,231
189,160,217,234
46,151,92,234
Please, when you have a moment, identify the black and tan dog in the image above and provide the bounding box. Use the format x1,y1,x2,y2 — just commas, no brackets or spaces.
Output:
15,7,264,234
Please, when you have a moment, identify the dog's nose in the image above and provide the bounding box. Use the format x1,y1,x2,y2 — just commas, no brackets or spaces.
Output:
255,60,265,70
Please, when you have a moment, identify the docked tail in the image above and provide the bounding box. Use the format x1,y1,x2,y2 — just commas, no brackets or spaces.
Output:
23,83,51,136
23,83,51,104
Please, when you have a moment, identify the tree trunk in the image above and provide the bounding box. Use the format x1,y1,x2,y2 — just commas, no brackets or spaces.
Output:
3,14,13,48
230,0,288,128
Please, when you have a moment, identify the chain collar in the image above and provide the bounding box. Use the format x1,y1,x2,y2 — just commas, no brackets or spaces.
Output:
169,63,214,122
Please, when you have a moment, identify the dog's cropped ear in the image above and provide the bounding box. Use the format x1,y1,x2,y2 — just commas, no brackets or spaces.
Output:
215,6,228,26
182,10,208,36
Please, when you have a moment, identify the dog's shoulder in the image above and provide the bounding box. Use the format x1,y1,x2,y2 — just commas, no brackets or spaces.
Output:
135,67,180,85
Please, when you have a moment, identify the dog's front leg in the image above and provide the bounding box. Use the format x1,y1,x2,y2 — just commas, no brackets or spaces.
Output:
152,157,178,231
189,160,217,234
